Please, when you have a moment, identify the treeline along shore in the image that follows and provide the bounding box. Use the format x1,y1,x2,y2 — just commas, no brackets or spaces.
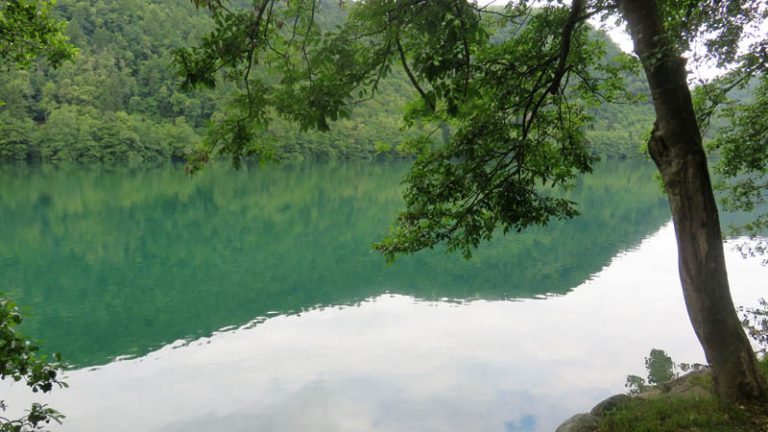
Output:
0,0,655,163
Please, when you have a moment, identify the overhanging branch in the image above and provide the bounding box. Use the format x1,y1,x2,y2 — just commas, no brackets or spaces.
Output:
395,34,435,111
548,0,584,95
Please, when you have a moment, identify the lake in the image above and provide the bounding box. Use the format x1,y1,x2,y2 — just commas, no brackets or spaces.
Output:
1,160,765,431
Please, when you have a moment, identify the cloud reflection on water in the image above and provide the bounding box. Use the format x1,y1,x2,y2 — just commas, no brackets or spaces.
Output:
4,223,767,431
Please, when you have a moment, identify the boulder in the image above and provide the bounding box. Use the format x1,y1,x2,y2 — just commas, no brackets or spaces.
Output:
590,394,631,416
661,369,713,399
555,413,599,432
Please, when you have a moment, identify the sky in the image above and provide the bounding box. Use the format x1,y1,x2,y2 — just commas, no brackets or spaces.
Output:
475,0,634,53
474,0,767,81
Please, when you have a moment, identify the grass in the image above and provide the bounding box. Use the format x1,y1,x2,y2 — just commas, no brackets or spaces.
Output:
597,395,768,431
597,358,768,432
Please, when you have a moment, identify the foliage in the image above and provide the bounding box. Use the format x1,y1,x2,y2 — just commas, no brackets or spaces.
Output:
740,298,768,355
709,76,768,237
0,0,216,162
0,403,64,432
597,393,768,432
625,349,705,395
606,350,768,431
0,298,66,431
173,0,768,402
0,1,73,429
0,0,76,68
687,0,768,241
176,0,651,258
0,161,669,367
0,0,439,162
0,0,654,163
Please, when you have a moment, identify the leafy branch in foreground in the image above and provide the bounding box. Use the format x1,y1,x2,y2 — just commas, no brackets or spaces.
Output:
709,76,768,236
0,298,67,431
0,0,74,428
177,0,633,255
180,0,768,403
0,403,64,432
0,0,76,68
741,298,768,356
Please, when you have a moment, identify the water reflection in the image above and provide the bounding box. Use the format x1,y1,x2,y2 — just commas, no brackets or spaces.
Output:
4,224,767,432
0,161,669,367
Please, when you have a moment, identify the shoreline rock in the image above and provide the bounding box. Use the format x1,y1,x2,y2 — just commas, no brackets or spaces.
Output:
555,369,713,432
555,413,599,432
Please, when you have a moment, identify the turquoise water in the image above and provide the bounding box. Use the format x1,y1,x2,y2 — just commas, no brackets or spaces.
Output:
0,161,669,366
3,160,763,431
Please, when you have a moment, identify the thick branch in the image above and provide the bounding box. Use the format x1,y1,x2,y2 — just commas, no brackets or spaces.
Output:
395,34,434,111
548,0,583,95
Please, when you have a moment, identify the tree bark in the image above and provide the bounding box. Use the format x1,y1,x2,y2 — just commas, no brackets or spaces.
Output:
617,0,767,402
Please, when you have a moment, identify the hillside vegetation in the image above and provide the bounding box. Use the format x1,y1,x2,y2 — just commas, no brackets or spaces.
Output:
0,0,654,163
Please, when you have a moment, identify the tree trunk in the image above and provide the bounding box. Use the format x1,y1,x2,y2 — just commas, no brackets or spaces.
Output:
617,0,767,402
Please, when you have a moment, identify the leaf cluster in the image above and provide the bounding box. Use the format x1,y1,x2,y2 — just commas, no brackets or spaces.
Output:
177,1,645,257
372,2,635,259
0,0,652,164
0,297,66,431
0,0,77,68
709,76,768,236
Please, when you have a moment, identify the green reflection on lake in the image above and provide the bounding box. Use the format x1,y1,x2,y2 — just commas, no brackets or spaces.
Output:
0,160,669,367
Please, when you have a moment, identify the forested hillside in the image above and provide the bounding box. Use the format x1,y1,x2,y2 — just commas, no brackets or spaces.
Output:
0,0,653,163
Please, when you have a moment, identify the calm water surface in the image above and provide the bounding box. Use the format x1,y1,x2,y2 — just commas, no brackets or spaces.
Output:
1,161,765,431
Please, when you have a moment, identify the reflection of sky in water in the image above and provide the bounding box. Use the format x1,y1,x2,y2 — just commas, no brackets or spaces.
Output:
0,160,672,368
4,223,768,432
506,415,536,432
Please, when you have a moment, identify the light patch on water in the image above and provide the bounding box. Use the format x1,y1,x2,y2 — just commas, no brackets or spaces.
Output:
3,222,767,432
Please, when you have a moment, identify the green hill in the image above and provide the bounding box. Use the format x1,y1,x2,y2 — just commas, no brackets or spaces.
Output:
0,0,654,163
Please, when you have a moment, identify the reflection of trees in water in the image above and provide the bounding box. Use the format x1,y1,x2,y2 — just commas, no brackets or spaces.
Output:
0,160,668,367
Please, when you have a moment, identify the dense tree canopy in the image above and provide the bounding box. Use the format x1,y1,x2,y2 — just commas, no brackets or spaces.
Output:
0,0,655,162
177,0,768,403
0,0,75,68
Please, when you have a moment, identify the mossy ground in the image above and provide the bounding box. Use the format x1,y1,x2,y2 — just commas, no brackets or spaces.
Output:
597,358,768,432
597,395,768,431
